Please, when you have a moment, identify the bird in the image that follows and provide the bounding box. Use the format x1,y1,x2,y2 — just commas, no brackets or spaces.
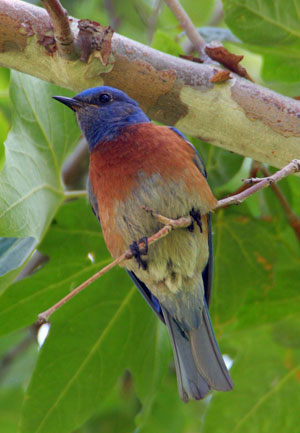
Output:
53,86,233,402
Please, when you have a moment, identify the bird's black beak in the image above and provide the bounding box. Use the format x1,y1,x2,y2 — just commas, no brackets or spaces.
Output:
52,96,84,112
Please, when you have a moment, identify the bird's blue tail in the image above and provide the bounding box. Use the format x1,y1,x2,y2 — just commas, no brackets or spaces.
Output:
161,304,233,401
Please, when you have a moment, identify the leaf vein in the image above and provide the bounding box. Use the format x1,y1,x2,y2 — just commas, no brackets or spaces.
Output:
35,287,136,433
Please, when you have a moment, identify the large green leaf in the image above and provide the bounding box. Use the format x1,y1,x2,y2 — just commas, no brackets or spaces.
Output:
130,320,170,430
262,55,300,83
0,199,108,336
138,369,208,433
20,280,139,433
203,326,300,433
223,0,300,50
16,199,169,433
223,0,300,83
0,109,9,170
0,387,24,433
212,211,300,330
0,71,80,280
0,68,10,171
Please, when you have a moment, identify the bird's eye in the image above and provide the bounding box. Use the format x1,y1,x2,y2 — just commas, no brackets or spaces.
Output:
99,93,111,104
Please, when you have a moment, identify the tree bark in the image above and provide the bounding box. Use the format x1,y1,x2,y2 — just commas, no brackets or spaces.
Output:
0,0,299,172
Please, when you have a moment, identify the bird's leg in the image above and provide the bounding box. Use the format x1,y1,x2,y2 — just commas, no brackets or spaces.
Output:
129,237,148,270
138,237,148,255
188,208,203,233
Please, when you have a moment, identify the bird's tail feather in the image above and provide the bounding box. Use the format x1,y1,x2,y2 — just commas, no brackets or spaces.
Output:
161,304,233,402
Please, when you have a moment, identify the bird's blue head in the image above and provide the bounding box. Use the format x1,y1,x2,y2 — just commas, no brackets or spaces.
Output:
53,86,149,151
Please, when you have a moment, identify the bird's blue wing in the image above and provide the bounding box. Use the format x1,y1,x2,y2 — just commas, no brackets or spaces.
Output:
127,270,165,323
169,127,213,307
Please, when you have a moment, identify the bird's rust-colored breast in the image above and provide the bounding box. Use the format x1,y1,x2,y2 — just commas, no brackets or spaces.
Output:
89,123,217,256
89,123,216,207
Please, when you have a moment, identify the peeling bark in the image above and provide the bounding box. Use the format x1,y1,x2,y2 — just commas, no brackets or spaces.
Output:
0,0,299,173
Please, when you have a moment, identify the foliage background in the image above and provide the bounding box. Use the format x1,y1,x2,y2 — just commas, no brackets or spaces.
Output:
0,0,299,432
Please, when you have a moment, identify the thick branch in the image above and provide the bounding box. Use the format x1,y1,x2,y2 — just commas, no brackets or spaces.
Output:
38,160,300,323
0,0,300,173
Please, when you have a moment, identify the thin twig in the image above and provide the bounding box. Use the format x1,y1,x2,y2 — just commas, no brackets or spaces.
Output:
163,0,208,61
41,0,77,59
216,159,300,209
242,176,271,185
259,165,300,242
38,159,300,323
224,160,261,198
209,0,224,26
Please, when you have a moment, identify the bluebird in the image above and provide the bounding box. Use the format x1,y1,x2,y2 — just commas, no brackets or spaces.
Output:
53,86,233,401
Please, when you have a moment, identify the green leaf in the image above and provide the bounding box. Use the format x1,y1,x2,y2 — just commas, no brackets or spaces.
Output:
288,174,300,215
151,31,184,56
203,326,300,433
223,0,300,83
237,229,300,328
0,387,24,433
75,380,138,433
262,54,300,83
1,198,169,433
0,68,11,171
223,0,300,49
130,321,170,430
19,278,140,433
0,71,80,278
0,110,9,170
0,68,10,91
211,211,300,329
20,289,166,433
0,199,108,336
138,369,207,433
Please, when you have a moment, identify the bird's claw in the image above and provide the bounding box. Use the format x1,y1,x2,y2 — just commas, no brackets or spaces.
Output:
188,208,203,233
130,237,148,270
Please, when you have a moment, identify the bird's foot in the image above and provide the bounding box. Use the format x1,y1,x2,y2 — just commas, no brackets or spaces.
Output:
129,237,148,270
188,208,203,233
